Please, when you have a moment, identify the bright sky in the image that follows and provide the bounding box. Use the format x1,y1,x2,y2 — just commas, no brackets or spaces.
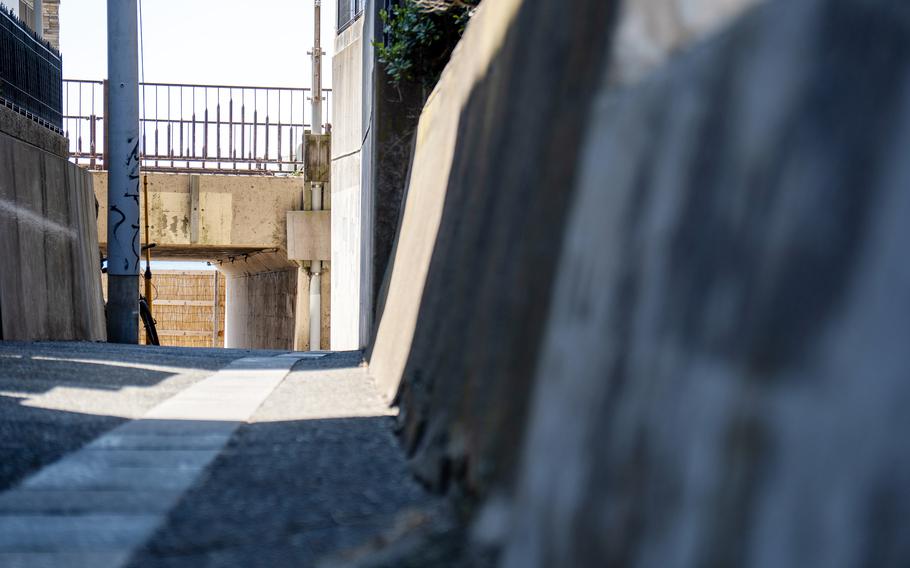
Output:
60,0,335,88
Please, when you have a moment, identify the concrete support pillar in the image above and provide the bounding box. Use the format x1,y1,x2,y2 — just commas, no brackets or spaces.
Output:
293,265,309,350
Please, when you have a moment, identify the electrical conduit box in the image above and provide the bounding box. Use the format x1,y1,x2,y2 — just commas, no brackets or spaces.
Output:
286,210,331,261
304,133,331,183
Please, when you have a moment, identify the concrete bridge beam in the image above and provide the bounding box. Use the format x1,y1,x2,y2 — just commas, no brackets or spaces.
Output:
91,171,331,350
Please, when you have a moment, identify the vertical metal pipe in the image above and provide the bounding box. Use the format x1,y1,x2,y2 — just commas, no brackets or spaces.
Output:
203,106,208,168
308,0,323,351
106,0,141,344
216,89,221,169
168,87,173,167
309,189,322,350
212,271,220,347
103,79,110,169
89,113,97,168
311,1,323,134
143,174,154,347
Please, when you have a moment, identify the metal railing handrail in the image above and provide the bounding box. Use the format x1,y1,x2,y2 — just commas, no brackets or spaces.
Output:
64,79,334,95
62,79,333,175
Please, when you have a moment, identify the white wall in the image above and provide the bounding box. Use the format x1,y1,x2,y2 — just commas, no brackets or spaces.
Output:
330,15,367,350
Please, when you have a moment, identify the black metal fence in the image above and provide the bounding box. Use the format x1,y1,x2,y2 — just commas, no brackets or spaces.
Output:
338,0,364,32
0,5,63,130
64,79,333,175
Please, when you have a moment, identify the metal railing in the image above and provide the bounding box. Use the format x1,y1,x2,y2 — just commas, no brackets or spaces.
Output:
63,79,332,175
0,5,63,130
338,0,364,32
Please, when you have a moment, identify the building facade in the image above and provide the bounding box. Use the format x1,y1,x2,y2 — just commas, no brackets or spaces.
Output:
12,0,60,49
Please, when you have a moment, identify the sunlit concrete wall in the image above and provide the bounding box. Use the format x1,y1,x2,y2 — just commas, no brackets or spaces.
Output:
91,172,305,258
330,15,370,350
0,108,105,341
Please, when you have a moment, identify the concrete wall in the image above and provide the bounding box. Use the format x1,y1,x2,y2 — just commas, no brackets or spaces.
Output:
502,1,910,565
223,264,298,351
369,0,616,496
0,126,105,341
331,15,369,350
362,0,910,565
608,0,760,85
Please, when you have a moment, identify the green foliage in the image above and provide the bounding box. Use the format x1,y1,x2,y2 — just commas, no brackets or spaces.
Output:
375,1,477,88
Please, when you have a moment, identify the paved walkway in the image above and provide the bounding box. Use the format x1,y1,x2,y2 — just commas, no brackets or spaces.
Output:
0,343,428,567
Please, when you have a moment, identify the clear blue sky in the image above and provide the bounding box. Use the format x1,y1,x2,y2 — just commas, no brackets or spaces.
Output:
60,0,335,87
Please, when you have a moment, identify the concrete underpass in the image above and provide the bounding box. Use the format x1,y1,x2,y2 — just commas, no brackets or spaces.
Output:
92,172,331,351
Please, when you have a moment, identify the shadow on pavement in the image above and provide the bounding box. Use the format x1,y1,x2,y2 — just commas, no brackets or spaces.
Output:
126,416,429,568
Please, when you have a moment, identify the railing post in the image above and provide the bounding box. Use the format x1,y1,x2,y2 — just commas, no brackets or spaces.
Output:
212,271,220,347
103,79,110,169
89,113,97,169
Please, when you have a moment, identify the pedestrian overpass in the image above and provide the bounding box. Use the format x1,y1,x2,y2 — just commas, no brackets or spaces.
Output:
64,80,332,351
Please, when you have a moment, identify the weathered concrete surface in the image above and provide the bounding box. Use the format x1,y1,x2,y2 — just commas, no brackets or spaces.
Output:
287,210,331,261
500,1,910,566
0,131,105,341
92,171,333,351
224,266,296,351
220,253,330,351
91,171,306,260
368,0,617,496
609,0,761,85
0,106,68,158
358,0,910,565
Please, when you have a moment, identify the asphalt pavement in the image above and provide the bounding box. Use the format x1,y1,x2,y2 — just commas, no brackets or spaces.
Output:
0,342,430,567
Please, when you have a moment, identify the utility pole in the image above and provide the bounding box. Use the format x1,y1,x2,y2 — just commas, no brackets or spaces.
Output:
106,0,141,343
309,0,324,351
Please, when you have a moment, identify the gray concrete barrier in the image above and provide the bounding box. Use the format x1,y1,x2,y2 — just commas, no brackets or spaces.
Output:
0,127,105,341
367,0,910,565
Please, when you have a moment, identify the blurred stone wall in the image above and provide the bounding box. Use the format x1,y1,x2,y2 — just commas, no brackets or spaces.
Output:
368,0,910,565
